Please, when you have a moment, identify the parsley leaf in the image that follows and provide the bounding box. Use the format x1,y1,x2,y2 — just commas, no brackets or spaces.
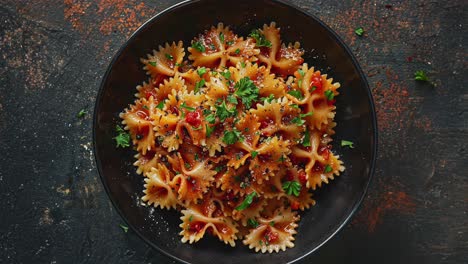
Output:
324,90,334,101
119,224,129,233
226,40,234,46
216,100,236,122
220,70,231,80
355,27,364,36
180,102,196,112
341,140,354,148
219,32,225,43
148,61,157,67
227,94,238,104
262,94,275,104
324,164,333,173
288,90,304,99
214,165,225,173
189,215,193,222
235,48,240,54
222,128,243,145
114,125,130,148
195,79,206,93
235,192,257,211
206,113,216,124
156,100,164,109
269,221,275,226
206,124,215,137
251,151,258,158
165,53,173,60
234,77,259,108
77,109,86,118
249,29,272,48
197,67,207,77
414,70,429,82
192,41,206,52
282,181,301,197
241,61,246,68
291,112,313,126
248,218,259,228
302,129,311,147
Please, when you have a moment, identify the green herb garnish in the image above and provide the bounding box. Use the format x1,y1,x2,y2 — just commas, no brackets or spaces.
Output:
219,32,225,43
77,109,86,118
195,79,206,93
324,90,334,101
341,140,354,148
119,224,129,233
235,192,257,211
206,124,215,137
355,27,364,36
192,41,206,52
291,112,313,126
222,128,243,145
197,67,207,77
249,29,272,48
156,100,165,110
324,164,333,173
148,61,157,67
302,129,311,147
215,100,236,122
248,218,259,228
235,48,240,54
234,77,259,108
165,53,173,60
282,181,301,197
414,70,429,82
288,90,303,99
251,151,258,158
114,125,130,148
180,102,196,112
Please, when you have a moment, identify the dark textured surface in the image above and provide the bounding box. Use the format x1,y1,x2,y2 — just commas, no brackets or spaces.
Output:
0,0,467,263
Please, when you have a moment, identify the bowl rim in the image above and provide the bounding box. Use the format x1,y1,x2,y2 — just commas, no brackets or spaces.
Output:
93,0,378,263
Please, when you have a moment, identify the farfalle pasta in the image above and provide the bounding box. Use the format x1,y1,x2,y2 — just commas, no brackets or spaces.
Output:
119,22,345,253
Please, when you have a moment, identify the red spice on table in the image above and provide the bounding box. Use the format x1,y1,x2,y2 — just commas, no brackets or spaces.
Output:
352,180,416,233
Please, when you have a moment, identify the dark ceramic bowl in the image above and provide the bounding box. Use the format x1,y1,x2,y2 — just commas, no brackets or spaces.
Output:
93,0,377,263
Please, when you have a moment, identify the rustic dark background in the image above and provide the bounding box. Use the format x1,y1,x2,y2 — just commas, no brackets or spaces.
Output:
1,0,467,263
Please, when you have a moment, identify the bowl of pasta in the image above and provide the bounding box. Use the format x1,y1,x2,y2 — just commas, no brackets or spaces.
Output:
93,0,377,263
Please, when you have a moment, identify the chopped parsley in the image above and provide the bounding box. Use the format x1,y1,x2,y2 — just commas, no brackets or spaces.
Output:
77,109,86,118
414,70,429,82
219,32,225,43
234,77,259,108
235,192,257,211
302,129,311,147
156,100,164,110
235,48,241,54
290,104,300,109
262,94,275,104
227,94,238,104
251,151,258,158
189,215,193,222
288,90,304,99
220,70,231,80
194,79,206,93
114,125,130,148
119,224,129,233
148,61,157,67
206,124,215,137
222,128,243,145
240,61,246,68
355,27,364,36
197,67,207,77
226,40,234,46
184,162,191,169
278,154,286,162
194,153,199,161
249,29,272,48
297,69,305,87
291,112,313,126
165,53,173,60
214,165,225,173
180,102,196,112
215,100,236,122
248,218,259,228
341,140,354,148
192,41,205,52
269,221,275,226
206,113,216,124
282,181,301,197
324,164,333,173
324,90,334,101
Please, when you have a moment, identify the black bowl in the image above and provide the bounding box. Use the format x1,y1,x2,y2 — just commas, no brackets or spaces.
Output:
93,0,378,263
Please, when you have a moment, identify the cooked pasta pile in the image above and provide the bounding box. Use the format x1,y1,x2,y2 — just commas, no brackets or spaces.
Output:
119,22,344,253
